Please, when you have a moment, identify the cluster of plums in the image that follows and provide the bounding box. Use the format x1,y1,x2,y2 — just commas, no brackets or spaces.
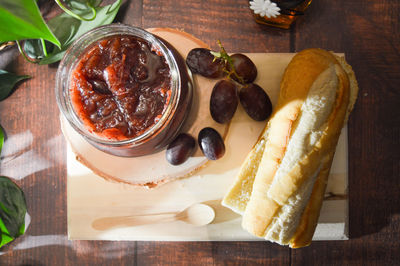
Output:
166,45,272,165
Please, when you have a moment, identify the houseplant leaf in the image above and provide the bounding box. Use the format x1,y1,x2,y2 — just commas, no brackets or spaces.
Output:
0,0,60,48
0,176,27,248
0,70,30,101
39,0,121,65
23,39,47,61
0,125,4,156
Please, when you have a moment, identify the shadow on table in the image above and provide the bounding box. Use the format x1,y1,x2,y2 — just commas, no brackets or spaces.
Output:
348,178,400,239
347,126,400,239
17,259,45,266
202,199,240,224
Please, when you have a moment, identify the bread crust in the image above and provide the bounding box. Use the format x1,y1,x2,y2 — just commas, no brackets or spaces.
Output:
222,48,358,247
289,53,359,248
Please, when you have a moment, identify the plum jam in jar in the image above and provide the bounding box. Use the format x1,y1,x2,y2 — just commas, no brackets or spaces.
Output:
56,24,193,157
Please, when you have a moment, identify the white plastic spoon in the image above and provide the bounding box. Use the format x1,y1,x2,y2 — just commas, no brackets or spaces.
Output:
92,203,215,231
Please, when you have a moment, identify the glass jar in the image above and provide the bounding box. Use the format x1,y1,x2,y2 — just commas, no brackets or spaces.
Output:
56,24,193,157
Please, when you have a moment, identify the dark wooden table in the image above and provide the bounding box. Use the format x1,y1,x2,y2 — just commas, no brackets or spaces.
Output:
1,0,399,265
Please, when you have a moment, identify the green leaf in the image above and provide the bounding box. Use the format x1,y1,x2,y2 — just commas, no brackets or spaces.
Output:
0,70,30,101
0,0,60,48
69,0,102,11
23,39,47,61
0,125,4,156
0,176,27,248
58,0,104,13
0,211,14,247
39,0,121,65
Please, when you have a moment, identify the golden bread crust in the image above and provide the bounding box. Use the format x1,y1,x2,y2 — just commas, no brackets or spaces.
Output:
289,53,359,248
243,48,350,239
223,48,358,247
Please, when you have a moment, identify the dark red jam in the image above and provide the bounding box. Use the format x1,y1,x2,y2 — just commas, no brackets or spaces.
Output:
70,35,172,140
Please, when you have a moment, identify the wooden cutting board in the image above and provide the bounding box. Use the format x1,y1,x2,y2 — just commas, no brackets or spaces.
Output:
66,28,348,241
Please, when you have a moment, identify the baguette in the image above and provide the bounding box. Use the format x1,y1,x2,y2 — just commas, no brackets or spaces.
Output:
222,48,358,248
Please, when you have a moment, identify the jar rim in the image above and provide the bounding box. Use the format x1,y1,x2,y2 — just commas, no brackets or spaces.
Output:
55,24,181,147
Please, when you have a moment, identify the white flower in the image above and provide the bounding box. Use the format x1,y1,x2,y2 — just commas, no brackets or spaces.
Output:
249,0,281,18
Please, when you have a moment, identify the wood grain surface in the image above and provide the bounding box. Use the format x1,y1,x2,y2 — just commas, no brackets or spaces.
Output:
0,0,399,265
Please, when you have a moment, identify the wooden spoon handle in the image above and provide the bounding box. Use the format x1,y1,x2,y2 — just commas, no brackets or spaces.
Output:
92,213,177,231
